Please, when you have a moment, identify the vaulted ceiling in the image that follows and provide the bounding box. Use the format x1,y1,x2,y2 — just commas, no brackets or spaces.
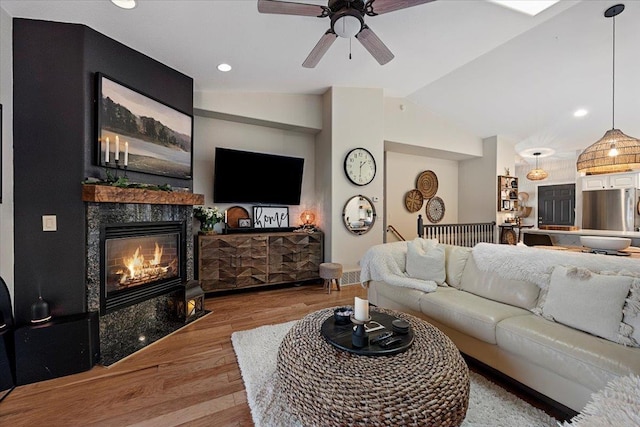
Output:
3,0,639,163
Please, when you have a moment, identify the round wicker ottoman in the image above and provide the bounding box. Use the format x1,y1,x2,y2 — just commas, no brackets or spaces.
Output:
277,307,470,426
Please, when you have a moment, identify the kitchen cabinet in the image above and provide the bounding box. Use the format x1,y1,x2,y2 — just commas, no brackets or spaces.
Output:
581,172,640,190
497,175,519,212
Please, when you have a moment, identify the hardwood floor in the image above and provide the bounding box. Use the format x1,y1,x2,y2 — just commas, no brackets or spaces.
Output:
0,283,367,426
0,283,572,426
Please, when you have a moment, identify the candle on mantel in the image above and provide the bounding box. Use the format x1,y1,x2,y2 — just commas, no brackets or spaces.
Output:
354,296,369,322
105,137,110,163
124,141,129,166
115,136,120,161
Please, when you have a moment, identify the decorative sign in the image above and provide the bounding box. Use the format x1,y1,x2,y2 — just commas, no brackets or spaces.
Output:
253,206,289,228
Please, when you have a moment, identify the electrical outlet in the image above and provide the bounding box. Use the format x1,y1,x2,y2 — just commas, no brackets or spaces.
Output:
42,215,57,232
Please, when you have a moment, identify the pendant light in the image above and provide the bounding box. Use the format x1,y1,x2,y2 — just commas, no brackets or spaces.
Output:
526,152,548,181
576,4,640,175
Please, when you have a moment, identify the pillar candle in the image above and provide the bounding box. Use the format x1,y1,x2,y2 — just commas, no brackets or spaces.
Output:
115,136,120,161
354,296,369,322
124,142,129,166
105,137,110,163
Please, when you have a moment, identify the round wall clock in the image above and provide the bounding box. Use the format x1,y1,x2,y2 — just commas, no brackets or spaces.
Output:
344,148,376,186
426,196,445,223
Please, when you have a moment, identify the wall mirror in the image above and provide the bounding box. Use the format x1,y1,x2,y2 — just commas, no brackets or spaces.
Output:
342,195,376,235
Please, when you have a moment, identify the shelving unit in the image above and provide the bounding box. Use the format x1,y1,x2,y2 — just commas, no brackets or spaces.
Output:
497,175,519,212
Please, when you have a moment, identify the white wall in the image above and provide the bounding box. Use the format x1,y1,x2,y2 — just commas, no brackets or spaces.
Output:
385,151,459,242
384,97,482,159
193,116,317,227
330,87,385,272
458,139,496,223
195,91,322,132
0,7,14,300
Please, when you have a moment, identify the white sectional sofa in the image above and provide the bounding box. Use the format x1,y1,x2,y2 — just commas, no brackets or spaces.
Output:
361,240,640,413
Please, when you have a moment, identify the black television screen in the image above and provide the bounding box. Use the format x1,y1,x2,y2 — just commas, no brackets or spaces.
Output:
213,148,304,205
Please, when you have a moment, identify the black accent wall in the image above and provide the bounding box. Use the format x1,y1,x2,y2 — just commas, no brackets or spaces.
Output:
13,18,193,325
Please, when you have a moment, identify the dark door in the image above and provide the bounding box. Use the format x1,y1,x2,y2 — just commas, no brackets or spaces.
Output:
538,184,575,227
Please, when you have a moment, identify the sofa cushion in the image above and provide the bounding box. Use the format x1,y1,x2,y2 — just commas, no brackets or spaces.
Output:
460,255,540,310
442,244,471,288
375,281,439,313
419,288,531,344
496,314,640,393
541,265,636,346
406,238,445,285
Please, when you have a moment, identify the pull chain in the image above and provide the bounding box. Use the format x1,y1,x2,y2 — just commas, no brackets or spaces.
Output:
349,37,352,60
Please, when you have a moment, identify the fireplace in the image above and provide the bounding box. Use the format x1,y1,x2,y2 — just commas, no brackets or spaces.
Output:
101,221,186,314
84,187,201,365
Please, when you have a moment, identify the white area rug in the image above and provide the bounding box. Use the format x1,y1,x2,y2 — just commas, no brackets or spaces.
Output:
231,320,559,427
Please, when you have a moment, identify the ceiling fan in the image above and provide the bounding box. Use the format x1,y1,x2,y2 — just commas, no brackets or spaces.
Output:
257,0,436,68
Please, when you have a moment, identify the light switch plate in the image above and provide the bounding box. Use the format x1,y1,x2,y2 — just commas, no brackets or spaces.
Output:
42,215,57,232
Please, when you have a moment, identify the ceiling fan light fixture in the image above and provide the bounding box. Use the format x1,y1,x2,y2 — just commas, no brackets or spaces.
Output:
331,10,363,38
576,4,640,175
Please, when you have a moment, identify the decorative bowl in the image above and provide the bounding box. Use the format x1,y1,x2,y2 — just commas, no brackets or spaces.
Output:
334,307,353,324
580,236,631,251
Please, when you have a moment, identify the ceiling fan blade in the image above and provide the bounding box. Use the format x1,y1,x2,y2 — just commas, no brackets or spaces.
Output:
258,0,327,17
355,25,394,65
365,0,436,16
302,30,337,68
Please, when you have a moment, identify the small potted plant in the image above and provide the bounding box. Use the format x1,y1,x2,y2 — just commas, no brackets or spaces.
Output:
193,206,224,234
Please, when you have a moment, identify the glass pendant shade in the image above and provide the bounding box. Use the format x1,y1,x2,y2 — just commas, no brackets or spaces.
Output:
576,129,640,174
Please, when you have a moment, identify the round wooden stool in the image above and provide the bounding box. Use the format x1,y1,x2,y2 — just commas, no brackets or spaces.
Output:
319,263,342,294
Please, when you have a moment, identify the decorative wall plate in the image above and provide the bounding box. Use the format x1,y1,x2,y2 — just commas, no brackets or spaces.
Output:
416,170,438,198
226,206,250,228
426,196,445,223
404,189,424,213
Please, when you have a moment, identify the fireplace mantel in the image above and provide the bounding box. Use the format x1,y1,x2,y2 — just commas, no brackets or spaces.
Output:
82,184,204,205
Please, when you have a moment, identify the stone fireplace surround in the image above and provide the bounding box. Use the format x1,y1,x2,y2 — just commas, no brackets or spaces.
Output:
83,186,203,365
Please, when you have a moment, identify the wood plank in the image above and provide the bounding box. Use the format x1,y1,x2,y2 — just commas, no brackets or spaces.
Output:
82,184,204,205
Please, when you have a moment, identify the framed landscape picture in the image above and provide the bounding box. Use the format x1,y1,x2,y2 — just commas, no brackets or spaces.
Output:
96,73,193,179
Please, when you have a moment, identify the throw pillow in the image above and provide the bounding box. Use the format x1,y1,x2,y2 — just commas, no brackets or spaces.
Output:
405,238,446,285
542,265,636,346
443,244,471,289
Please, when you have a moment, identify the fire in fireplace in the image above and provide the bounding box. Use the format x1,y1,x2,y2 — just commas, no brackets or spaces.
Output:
100,221,186,314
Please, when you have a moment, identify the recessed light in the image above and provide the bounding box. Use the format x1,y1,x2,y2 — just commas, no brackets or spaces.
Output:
111,0,136,9
217,63,232,72
573,109,588,118
488,0,559,16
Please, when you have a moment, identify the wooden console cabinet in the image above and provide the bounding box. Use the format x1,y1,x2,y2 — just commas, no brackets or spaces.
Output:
197,231,323,292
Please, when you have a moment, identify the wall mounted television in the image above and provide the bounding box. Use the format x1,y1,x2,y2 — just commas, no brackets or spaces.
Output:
213,148,304,205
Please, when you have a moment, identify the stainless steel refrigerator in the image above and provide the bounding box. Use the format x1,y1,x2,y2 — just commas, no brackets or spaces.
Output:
582,188,640,231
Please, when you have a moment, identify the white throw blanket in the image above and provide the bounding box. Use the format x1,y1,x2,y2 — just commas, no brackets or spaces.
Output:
562,374,640,426
359,240,438,293
472,242,640,289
